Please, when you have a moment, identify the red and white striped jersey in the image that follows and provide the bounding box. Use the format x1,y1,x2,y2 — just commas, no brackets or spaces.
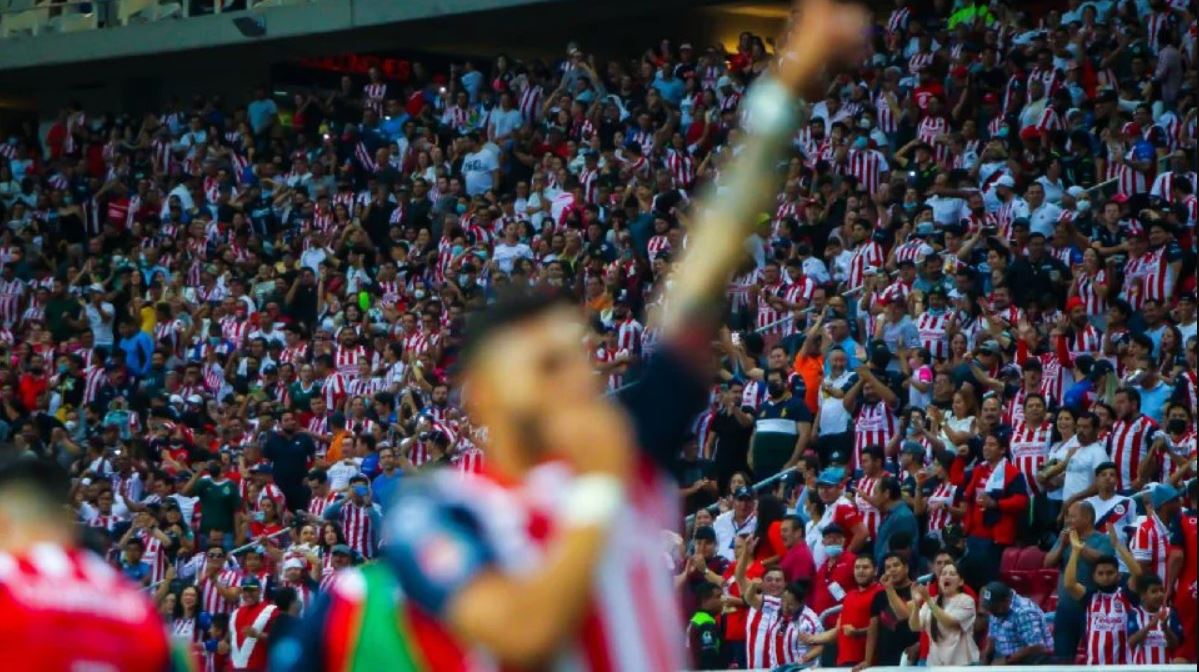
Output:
1107,414,1157,492
307,492,339,519
926,480,959,533
917,115,950,163
1083,588,1133,664
875,92,899,134
886,5,910,34
594,345,630,392
578,166,599,204
518,84,543,123
195,567,239,615
1068,323,1103,360
1009,420,1052,495
616,318,644,355
847,148,888,197
1129,605,1176,665
996,197,1030,238
1076,269,1109,317
334,345,367,377
665,149,696,190
915,311,951,359
1004,381,1055,427
333,502,378,560
746,594,783,670
755,281,788,334
1140,245,1179,303
853,401,898,471
847,241,884,291
1115,147,1151,196
853,474,883,539
279,341,310,365
908,51,935,76
452,445,485,475
1029,66,1061,96
1150,170,1198,203
646,234,671,260
1163,430,1197,481
363,82,388,115
767,606,822,668
323,373,348,410
1130,513,1171,583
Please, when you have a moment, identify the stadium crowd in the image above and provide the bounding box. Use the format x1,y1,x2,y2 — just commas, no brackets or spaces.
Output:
0,0,1196,668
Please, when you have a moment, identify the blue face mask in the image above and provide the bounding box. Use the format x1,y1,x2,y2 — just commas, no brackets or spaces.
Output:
826,544,844,558
903,203,918,212
456,203,468,215
451,245,464,257
927,306,946,316
352,485,370,497
853,136,868,150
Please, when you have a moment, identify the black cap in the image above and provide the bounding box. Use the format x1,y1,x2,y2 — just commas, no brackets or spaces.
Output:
981,581,1013,606
822,523,846,537
693,526,717,542
733,486,754,500
1095,461,1118,475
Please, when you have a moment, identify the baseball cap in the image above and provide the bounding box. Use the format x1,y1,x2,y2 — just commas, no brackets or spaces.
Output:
693,526,717,542
331,544,353,556
822,523,846,537
187,394,204,405
1066,185,1087,199
979,341,1002,355
1122,121,1141,136
816,467,846,487
1065,296,1086,312
901,440,926,457
249,463,273,475
239,576,262,589
995,174,1015,188
1151,483,1182,509
733,486,755,500
981,581,1013,607
282,557,306,572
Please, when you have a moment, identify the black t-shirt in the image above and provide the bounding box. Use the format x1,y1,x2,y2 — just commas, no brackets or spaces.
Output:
871,584,918,665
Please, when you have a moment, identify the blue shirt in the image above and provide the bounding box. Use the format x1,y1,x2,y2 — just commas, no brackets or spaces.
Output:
372,470,402,509
379,114,409,141
119,331,155,377
460,70,484,103
1138,380,1174,423
247,98,278,134
651,74,685,106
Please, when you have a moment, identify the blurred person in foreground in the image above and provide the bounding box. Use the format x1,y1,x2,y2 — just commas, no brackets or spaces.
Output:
0,457,181,671
270,2,869,669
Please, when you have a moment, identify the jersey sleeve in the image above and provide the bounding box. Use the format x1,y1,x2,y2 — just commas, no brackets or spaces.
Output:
382,484,497,617
617,345,710,472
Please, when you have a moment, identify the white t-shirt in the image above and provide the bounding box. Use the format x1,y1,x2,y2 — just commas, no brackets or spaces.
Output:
818,370,857,435
712,510,757,562
1051,437,1107,502
492,241,534,273
925,195,966,226
327,458,363,492
85,302,116,346
462,148,499,197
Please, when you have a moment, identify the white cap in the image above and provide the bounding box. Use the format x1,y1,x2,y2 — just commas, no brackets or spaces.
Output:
282,557,306,572
169,394,184,405
1066,185,1087,199
186,394,203,404
995,175,1016,188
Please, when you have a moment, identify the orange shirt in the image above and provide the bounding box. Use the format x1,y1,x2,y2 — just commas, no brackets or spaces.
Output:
792,353,823,414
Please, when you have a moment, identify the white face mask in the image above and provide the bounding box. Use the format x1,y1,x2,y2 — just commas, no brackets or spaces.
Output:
825,544,844,558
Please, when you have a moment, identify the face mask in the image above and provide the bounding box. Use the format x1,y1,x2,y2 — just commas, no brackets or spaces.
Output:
208,337,221,345
767,382,785,398
451,245,464,257
352,485,369,497
1168,418,1187,434
903,203,918,212
413,288,426,300
458,274,471,286
853,136,868,150
57,363,68,374
927,305,945,316
251,511,265,523
826,544,844,558
456,203,468,215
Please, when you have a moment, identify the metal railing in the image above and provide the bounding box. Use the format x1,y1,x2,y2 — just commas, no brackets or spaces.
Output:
144,525,292,593
0,0,310,37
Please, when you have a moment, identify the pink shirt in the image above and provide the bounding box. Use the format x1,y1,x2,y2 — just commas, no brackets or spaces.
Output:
780,542,815,583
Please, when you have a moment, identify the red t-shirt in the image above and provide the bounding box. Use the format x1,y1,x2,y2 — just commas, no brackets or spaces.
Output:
0,545,171,672
721,561,764,642
837,582,883,666
810,552,857,617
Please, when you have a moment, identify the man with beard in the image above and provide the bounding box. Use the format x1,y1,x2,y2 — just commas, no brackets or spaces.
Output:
864,551,918,669
749,367,813,479
805,554,881,668
263,410,317,511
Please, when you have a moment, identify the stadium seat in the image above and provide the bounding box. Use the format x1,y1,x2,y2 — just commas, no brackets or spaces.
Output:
1015,545,1047,572
998,546,1022,584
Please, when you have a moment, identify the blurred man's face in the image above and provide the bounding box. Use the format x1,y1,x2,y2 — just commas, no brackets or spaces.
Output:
853,558,876,586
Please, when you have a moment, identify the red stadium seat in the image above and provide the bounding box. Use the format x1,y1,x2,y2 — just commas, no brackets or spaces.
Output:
999,546,1023,583
1016,546,1047,572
